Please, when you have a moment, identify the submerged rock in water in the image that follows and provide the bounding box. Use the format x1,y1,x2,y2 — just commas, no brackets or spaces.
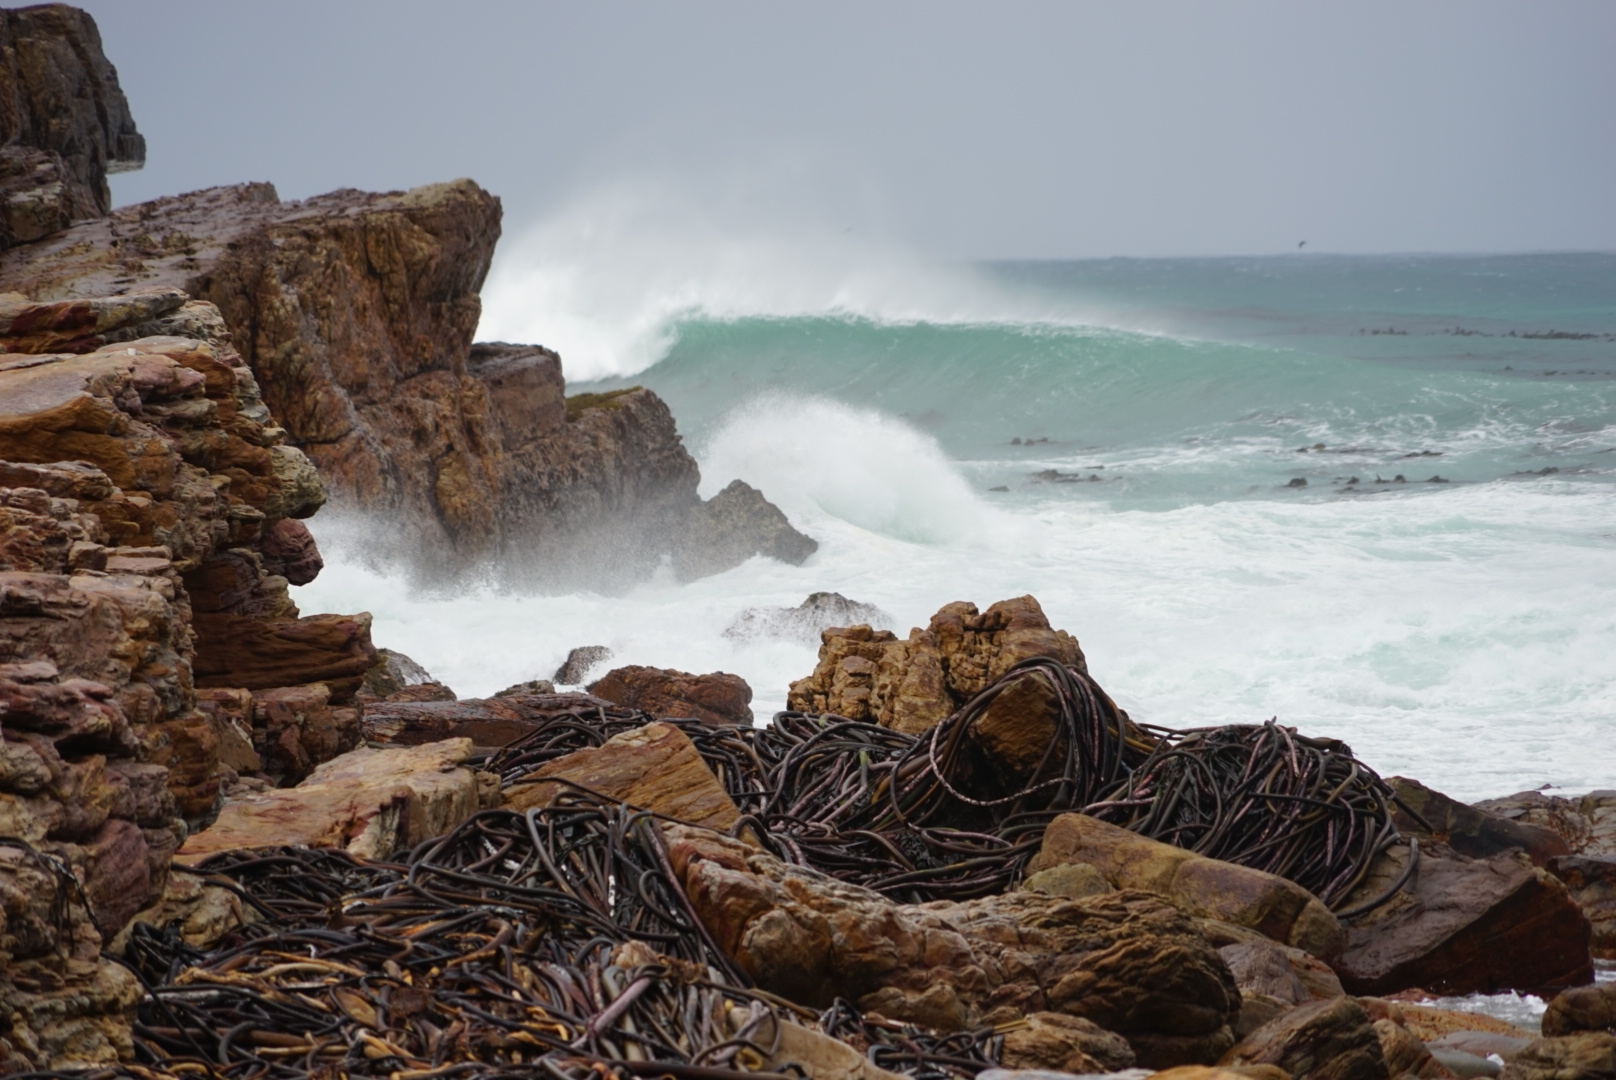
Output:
553,644,613,685
588,665,754,726
724,591,892,645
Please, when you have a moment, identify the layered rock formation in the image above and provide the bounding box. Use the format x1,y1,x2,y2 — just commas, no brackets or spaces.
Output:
787,594,1087,733
0,181,814,589
587,664,754,726
0,289,375,1067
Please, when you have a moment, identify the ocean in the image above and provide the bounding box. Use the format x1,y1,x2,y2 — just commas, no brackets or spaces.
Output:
296,249,1616,807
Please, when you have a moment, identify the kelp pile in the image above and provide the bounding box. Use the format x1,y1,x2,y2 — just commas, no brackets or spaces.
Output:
484,660,1405,910
115,800,1003,1080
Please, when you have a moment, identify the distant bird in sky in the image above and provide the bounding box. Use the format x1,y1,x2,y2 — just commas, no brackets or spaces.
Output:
1298,240,1307,249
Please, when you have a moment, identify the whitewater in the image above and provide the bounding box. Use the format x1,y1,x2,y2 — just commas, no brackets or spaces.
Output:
296,210,1616,808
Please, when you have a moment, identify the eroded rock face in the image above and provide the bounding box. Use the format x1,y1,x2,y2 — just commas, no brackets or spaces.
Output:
0,4,143,246
0,183,812,589
1029,813,1345,960
1334,841,1593,996
663,824,1240,1067
787,595,1086,734
177,738,497,862
503,722,741,831
588,665,754,726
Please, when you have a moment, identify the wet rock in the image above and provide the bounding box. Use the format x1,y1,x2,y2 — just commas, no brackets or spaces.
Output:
1498,1033,1616,1080
554,645,612,685
664,824,1240,1067
1029,813,1344,959
178,738,497,862
254,517,322,585
589,665,754,726
1542,983,1616,1036
724,591,892,645
1220,996,1390,1080
1547,855,1616,960
673,479,818,580
504,722,740,831
1392,777,1570,866
360,647,438,700
1334,842,1593,996
788,595,1087,735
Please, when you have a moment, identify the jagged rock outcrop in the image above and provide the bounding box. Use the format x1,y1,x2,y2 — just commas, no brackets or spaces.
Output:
0,183,813,589
787,595,1088,733
588,664,754,726
0,289,372,1069
664,823,1241,1068
0,4,143,250
725,590,892,645
1220,997,1389,1080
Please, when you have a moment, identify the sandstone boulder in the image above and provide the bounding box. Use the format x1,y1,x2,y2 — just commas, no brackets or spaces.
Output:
503,722,741,831
1029,813,1344,959
177,738,496,862
1542,983,1616,1036
787,595,1087,734
1334,842,1593,996
1220,997,1390,1080
1000,1012,1138,1074
589,665,754,726
664,823,1240,1067
1371,1018,1454,1080
1498,1033,1616,1080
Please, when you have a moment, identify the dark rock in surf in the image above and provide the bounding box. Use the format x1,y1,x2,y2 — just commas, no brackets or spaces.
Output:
554,645,613,685
1390,776,1571,867
724,591,891,645
673,479,817,581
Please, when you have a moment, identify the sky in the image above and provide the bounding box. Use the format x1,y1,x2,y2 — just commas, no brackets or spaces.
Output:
83,1,1616,259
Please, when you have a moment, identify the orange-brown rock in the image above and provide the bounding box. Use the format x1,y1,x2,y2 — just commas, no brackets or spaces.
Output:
250,682,360,786
588,665,754,726
178,738,497,863
1372,1018,1456,1080
787,595,1087,734
999,1011,1138,1073
1220,997,1390,1080
0,184,813,589
503,722,740,831
1334,841,1593,996
664,823,1240,1067
1542,983,1616,1036
1029,812,1345,960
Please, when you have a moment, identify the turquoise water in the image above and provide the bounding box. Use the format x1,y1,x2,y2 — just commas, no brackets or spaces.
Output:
301,252,1616,802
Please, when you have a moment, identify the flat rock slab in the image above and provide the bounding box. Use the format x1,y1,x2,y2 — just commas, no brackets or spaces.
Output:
362,691,634,749
503,721,740,832
1029,812,1344,960
588,665,754,726
177,737,493,862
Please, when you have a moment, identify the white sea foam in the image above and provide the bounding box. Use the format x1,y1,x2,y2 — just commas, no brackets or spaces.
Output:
296,394,1616,804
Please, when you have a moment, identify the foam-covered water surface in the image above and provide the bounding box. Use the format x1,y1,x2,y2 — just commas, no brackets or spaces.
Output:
300,249,1616,805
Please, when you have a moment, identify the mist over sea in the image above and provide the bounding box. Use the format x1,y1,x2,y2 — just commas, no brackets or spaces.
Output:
298,234,1616,806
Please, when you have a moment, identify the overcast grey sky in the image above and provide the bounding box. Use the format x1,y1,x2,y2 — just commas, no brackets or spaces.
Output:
82,1,1615,259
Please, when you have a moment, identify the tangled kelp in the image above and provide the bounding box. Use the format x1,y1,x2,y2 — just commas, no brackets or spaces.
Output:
113,801,1002,1080
483,661,1406,911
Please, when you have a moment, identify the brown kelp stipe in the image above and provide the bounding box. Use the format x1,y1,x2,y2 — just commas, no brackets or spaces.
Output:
111,800,1002,1080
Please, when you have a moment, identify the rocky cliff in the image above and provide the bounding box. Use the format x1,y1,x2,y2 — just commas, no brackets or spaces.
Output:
0,289,377,1068
0,181,814,588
